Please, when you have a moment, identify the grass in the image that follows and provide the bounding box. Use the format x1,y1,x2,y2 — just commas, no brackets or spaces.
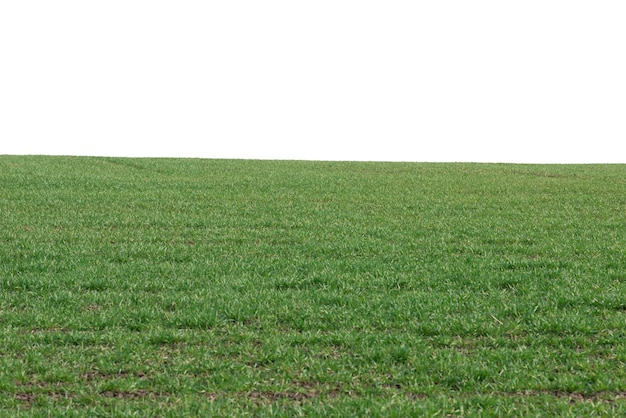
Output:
0,155,625,416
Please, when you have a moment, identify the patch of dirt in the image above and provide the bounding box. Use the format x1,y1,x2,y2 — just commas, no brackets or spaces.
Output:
101,389,154,399
248,390,312,403
48,391,77,400
81,371,147,381
327,388,344,398
243,381,349,404
509,390,626,403
204,392,219,401
15,390,77,406
293,381,346,398
15,393,36,405
407,392,429,400
15,381,67,389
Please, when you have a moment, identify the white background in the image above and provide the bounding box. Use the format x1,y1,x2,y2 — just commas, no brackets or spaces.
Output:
1,1,624,163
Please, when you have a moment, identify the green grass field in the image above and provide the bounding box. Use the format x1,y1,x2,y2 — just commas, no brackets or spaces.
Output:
1,156,625,416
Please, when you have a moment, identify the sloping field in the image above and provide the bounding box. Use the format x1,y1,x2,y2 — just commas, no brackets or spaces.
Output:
1,156,625,416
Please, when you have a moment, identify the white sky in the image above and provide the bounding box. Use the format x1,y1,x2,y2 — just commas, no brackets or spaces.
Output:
1,1,625,163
